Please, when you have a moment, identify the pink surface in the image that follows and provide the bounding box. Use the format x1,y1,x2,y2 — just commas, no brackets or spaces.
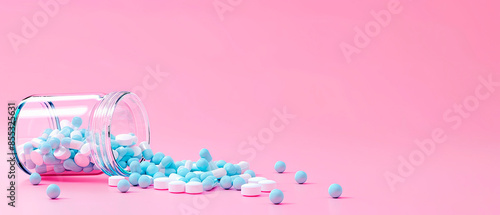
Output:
1,0,500,214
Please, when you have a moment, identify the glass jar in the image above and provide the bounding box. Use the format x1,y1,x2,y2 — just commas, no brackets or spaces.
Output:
13,91,150,177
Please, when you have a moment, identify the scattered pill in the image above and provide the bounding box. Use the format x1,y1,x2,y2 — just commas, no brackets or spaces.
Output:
46,184,60,199
269,189,284,204
169,181,186,193
196,158,209,172
117,179,131,193
224,163,237,176
211,168,227,179
237,161,249,172
108,176,125,187
259,180,277,192
274,161,286,173
138,175,152,188
328,184,342,198
186,181,204,194
248,177,266,184
129,173,141,186
154,177,173,190
199,148,212,162
233,177,246,190
241,183,261,196
295,171,307,184
202,178,214,191
29,173,41,185
220,176,232,190
244,170,256,177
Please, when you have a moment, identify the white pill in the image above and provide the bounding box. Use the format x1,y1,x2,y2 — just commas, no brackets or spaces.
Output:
169,181,186,193
237,161,249,172
186,182,203,194
49,129,60,137
54,146,71,160
30,149,44,165
169,173,183,181
70,130,82,139
60,120,71,128
79,143,91,156
115,134,134,146
56,133,65,141
154,177,174,190
108,176,125,186
248,177,266,184
31,138,43,148
241,184,261,196
239,173,252,183
74,153,90,167
212,168,227,179
258,180,277,192
131,146,141,156
69,140,83,150
184,160,193,171
139,141,150,151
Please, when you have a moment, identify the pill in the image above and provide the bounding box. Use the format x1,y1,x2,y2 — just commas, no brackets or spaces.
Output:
49,129,60,138
48,137,60,149
169,173,183,181
184,160,193,171
174,161,184,169
118,161,127,168
233,177,246,190
186,181,204,194
146,164,159,176
138,175,152,188
142,149,154,160
31,138,43,148
216,160,226,168
211,168,227,179
130,146,141,157
108,176,125,186
169,181,186,193
239,173,252,183
295,171,307,184
30,149,44,165
83,164,94,173
53,164,65,173
128,172,141,186
117,179,131,193
70,130,83,140
274,161,286,173
194,158,209,172
241,184,261,196
164,168,176,176
202,178,214,191
177,166,189,177
69,140,83,150
53,146,71,160
63,159,82,172
74,153,90,167
159,156,174,168
152,152,165,165
269,189,284,204
43,153,61,165
200,172,214,181
61,137,71,148
224,163,237,176
79,143,91,156
140,161,151,174
130,161,141,173
219,176,232,189
234,165,242,175
328,184,342,198
35,164,53,174
237,161,249,172
46,184,60,199
185,172,198,181
259,180,277,192
248,177,266,184
199,148,212,162
139,141,150,151
29,173,41,185
244,170,256,177
40,142,51,155
115,134,134,146
71,116,83,128
127,158,139,166
154,177,173,189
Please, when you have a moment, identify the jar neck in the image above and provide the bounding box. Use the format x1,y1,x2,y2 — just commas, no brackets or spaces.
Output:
87,91,149,176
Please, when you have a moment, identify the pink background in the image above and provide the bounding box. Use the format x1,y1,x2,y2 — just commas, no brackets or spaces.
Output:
1,0,499,214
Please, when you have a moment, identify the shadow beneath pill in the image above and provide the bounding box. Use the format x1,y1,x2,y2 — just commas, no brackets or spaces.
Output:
296,182,317,185
331,196,352,199
271,202,294,206
50,197,69,200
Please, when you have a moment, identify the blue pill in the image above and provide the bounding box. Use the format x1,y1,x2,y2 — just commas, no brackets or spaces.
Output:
220,176,232,190
146,164,159,176
125,148,134,157
23,142,34,152
138,175,151,188
43,153,60,165
40,142,52,155
295,171,307,184
29,173,41,185
130,161,141,173
200,172,213,181
244,170,256,177
71,116,83,128
46,184,60,199
274,161,286,173
48,137,60,149
177,166,189,177
153,172,166,179
234,165,241,175
196,158,209,172
205,175,217,184
152,152,165,165
127,158,139,166
174,161,184,169
140,161,151,174
328,184,342,198
216,160,226,168
128,173,141,186
269,189,284,204
202,178,214,191
142,149,154,160
160,156,174,168
224,163,237,176
164,168,176,176
53,164,65,173
232,177,246,190
117,179,130,193
199,148,212,162
61,137,71,148
185,172,197,181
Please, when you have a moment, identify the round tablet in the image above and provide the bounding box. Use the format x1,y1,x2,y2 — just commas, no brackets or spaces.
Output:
115,134,134,146
241,184,261,196
46,184,60,199
154,177,173,190
269,189,284,204
186,182,203,194
108,176,125,187
274,161,286,173
295,171,307,184
169,181,186,193
29,173,41,185
258,180,277,192
117,179,130,193
248,177,266,184
328,184,342,198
